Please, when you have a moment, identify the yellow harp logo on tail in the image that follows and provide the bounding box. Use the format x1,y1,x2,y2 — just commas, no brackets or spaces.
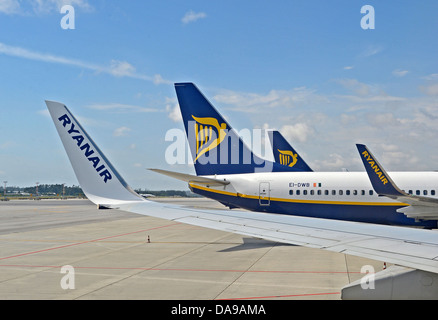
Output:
277,149,298,167
192,116,227,162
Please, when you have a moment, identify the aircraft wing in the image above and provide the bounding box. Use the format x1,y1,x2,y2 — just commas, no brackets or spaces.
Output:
46,100,438,298
357,144,438,220
116,199,438,274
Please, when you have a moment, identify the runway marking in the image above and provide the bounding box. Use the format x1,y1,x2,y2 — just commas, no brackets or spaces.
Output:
0,223,179,261
0,263,361,274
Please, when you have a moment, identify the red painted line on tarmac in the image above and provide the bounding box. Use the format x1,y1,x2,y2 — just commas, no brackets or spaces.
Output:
0,222,179,261
216,292,341,300
0,263,342,300
0,263,361,275
0,263,347,299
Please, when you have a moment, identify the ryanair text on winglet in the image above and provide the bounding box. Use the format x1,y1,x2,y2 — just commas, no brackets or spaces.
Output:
361,150,388,185
58,114,112,183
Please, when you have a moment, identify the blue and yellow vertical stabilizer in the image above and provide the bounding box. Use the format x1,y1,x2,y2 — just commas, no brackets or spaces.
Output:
268,130,313,172
174,83,301,175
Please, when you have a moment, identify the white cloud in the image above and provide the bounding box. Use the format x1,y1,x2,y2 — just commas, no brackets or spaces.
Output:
165,98,182,122
87,103,160,113
0,42,96,68
182,10,206,24
0,42,171,84
209,79,438,172
359,44,383,58
213,87,327,111
419,83,438,96
113,126,131,137
37,109,50,118
422,73,438,81
313,153,347,170
366,112,400,127
0,0,92,15
32,0,92,12
0,0,20,14
377,144,420,167
153,74,172,85
0,141,14,149
108,60,136,77
392,69,409,77
279,123,314,143
336,78,370,96
335,78,406,104
340,114,356,125
336,94,406,103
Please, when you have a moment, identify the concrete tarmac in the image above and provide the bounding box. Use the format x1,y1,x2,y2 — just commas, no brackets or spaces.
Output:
0,198,385,300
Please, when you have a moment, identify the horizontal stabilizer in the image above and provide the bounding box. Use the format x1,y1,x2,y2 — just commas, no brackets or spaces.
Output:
149,168,230,186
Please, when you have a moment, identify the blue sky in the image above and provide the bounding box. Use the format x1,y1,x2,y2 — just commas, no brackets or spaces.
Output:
0,0,437,190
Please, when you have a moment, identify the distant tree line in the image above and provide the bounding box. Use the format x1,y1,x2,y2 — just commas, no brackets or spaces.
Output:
1,184,83,196
1,184,197,198
134,188,199,198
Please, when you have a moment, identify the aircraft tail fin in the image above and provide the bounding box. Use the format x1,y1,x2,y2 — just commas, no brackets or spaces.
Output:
268,130,313,172
45,101,144,206
174,83,298,175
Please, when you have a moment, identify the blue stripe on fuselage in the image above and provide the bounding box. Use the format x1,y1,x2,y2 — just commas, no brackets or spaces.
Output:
189,185,437,229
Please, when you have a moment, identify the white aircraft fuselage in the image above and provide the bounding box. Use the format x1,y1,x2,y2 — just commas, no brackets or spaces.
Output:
189,171,438,228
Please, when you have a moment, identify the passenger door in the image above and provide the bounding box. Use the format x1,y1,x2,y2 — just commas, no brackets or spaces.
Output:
259,182,270,206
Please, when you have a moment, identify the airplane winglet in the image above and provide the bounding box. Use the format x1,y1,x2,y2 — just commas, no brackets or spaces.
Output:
356,144,406,198
46,100,144,206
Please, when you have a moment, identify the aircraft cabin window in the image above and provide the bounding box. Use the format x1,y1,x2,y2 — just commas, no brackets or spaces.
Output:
296,190,300,195
361,190,365,196
339,190,343,195
424,190,428,196
303,190,308,195
369,190,374,196
325,190,329,196
289,190,293,195
353,190,358,195
317,190,322,195
432,190,436,196
310,190,314,195
332,190,336,196
409,190,413,195
416,190,420,196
